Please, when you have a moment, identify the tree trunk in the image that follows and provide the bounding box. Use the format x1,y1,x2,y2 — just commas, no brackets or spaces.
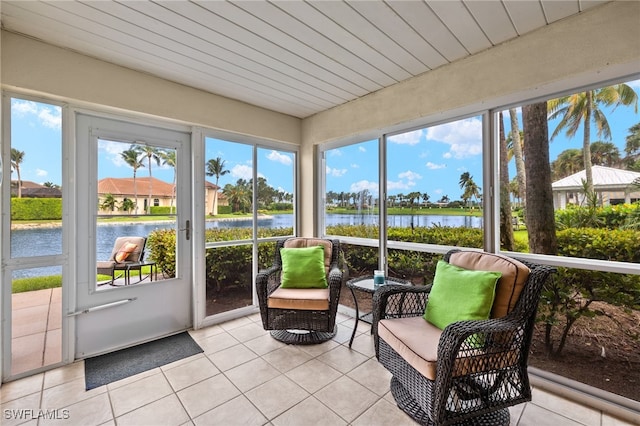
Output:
499,112,515,251
522,102,558,255
510,108,526,208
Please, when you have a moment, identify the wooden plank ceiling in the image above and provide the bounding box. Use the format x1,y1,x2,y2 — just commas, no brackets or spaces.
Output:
1,1,607,118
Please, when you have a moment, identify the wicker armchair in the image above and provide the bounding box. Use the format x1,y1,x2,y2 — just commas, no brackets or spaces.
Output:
373,249,555,425
256,237,342,344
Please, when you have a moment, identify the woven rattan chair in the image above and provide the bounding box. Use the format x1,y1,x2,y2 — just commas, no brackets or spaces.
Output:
373,249,555,425
256,237,342,344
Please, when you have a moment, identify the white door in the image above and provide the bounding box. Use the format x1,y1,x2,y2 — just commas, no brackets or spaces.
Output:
74,114,192,357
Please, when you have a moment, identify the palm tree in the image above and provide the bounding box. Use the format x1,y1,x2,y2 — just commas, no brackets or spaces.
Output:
10,148,25,198
548,83,638,194
120,198,135,214
223,182,251,213
523,101,557,255
100,193,117,213
625,123,640,170
499,111,515,251
120,147,145,214
509,108,526,208
590,141,620,166
552,148,583,180
160,150,177,214
136,145,161,214
205,157,229,216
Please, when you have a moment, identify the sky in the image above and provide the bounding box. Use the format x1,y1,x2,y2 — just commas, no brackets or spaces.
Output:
9,78,640,201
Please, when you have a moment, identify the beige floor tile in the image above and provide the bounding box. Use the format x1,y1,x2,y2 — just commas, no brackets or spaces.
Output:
51,287,62,302
296,339,339,358
245,375,309,420
40,392,112,426
352,398,418,426
46,301,62,331
44,360,84,389
11,333,45,376
245,312,263,323
316,345,369,374
197,332,240,355
225,357,281,392
0,392,42,426
109,373,173,417
226,323,268,343
285,359,342,394
43,328,62,366
188,325,224,341
116,394,190,426
12,289,52,310
177,374,241,418
0,372,43,404
161,353,206,371
272,396,347,426
193,395,267,426
331,322,355,345
163,356,219,391
243,334,287,356
509,403,526,425
207,343,258,371
518,403,584,426
262,345,313,373
531,388,601,425
218,316,254,331
314,376,379,423
347,358,392,396
349,333,376,357
41,377,106,412
12,305,49,337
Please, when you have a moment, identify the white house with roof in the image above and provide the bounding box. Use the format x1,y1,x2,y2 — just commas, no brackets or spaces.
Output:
551,165,640,209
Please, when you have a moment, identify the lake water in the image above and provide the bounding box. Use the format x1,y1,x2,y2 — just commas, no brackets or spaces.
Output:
10,213,482,277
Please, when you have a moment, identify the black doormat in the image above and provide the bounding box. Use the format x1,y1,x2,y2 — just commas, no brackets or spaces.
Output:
84,332,203,390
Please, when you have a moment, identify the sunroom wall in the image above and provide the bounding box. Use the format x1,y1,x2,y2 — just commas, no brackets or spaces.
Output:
300,1,640,236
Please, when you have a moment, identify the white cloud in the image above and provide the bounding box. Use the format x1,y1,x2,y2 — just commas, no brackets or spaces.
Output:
388,129,423,145
266,150,292,165
11,99,62,130
329,149,342,156
231,164,253,180
350,180,379,193
350,163,360,168
358,146,366,152
36,169,48,177
387,180,416,191
426,117,482,159
398,170,422,181
434,189,443,195
326,166,347,177
425,162,446,170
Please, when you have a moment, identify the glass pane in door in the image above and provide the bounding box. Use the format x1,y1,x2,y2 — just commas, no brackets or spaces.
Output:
96,139,178,289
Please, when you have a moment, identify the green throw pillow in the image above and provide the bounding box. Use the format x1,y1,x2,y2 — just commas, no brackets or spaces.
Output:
280,245,328,289
423,260,501,330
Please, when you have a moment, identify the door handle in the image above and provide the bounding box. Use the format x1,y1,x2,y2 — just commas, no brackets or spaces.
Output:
179,220,190,240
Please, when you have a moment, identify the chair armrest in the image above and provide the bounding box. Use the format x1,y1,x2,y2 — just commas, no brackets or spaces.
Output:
256,266,281,298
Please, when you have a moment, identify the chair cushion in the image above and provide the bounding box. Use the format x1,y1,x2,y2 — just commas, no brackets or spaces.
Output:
283,238,333,274
379,316,519,381
280,245,328,289
448,251,530,318
115,242,138,263
268,287,330,310
379,316,442,380
423,261,501,330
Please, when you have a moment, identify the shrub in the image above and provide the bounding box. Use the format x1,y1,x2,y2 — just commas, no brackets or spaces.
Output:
150,206,176,215
11,198,62,220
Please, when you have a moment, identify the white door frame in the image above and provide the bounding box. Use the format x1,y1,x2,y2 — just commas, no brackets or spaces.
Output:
74,113,193,357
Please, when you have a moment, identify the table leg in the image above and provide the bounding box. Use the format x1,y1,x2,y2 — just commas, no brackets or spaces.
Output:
348,287,360,348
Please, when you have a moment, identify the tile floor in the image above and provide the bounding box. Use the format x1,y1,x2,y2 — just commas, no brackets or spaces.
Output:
1,312,635,426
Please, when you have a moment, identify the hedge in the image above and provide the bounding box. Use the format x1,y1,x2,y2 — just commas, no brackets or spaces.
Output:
11,198,62,220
